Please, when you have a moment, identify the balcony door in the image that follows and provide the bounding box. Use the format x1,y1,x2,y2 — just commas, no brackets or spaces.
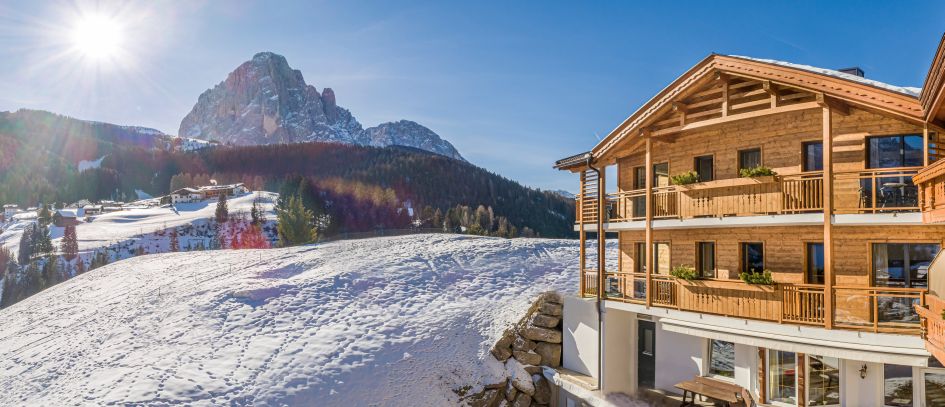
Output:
637,320,655,389
864,134,923,210
872,243,940,324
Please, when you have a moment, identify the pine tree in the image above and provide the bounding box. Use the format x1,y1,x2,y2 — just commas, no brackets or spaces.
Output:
32,225,53,258
251,197,262,226
215,193,229,224
75,258,86,274
60,225,78,261
17,224,33,264
277,196,316,247
37,205,52,227
169,228,180,252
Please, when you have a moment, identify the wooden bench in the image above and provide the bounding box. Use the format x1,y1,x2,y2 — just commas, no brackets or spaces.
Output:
674,376,751,406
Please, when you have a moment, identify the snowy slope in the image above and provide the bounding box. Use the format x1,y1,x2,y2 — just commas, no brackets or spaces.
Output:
0,235,581,406
0,191,277,255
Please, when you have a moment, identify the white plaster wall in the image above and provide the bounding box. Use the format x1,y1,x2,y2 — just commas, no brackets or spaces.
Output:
562,296,599,378
602,308,634,395
734,344,757,397
843,360,882,407
654,321,704,392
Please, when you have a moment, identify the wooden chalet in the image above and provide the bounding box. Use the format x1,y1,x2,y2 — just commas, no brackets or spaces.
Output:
554,34,945,406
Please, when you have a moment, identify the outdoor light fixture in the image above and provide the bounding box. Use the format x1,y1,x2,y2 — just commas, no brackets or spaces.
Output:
860,364,868,379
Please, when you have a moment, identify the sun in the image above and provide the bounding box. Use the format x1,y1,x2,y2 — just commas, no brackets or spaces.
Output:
70,14,124,60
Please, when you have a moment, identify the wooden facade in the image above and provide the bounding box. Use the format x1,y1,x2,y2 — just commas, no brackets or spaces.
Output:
558,51,945,341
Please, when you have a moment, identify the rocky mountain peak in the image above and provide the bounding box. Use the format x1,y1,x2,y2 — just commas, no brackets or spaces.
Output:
178,52,465,161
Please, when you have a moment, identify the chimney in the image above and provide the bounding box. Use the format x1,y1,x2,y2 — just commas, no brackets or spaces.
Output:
838,67,865,77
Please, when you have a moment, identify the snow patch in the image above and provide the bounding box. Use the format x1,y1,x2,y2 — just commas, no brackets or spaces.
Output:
728,55,921,97
77,155,106,172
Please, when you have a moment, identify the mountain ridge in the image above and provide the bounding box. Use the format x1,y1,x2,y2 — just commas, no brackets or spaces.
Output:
179,52,465,161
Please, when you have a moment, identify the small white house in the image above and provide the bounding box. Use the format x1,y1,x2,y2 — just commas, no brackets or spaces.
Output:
3,204,19,219
170,188,203,204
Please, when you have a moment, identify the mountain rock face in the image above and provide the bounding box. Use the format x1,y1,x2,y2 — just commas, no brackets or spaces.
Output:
179,52,465,161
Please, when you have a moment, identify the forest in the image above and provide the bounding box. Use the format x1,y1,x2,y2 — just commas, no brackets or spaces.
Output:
0,110,575,238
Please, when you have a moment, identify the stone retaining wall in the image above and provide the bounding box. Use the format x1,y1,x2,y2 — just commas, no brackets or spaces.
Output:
464,292,563,407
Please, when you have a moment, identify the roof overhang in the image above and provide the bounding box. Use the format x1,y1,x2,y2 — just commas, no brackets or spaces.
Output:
922,33,945,128
553,151,592,172
590,54,925,164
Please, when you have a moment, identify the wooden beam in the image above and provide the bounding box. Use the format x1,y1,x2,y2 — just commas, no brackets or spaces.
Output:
644,137,653,308
925,123,931,167
758,348,766,404
762,80,778,108
816,93,850,116
721,76,730,117
823,106,835,330
650,101,820,137
797,353,807,407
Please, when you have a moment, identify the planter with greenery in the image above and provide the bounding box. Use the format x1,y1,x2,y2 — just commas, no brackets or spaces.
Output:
670,171,700,186
739,269,775,285
739,165,777,178
670,264,699,281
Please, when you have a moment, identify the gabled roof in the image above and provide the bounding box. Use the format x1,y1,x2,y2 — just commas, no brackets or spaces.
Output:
922,33,945,126
590,54,925,163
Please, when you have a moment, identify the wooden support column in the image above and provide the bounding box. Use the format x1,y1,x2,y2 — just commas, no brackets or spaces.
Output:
757,348,766,404
644,136,654,307
579,172,586,296
822,106,835,330
598,166,606,301
797,353,807,406
925,123,931,167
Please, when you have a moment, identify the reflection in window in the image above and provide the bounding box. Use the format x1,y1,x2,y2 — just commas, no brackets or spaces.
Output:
741,242,764,274
927,371,945,407
708,340,734,378
807,243,825,284
767,350,797,405
653,163,670,187
807,355,840,406
872,243,939,288
803,141,823,172
654,243,670,275
884,364,913,407
697,242,715,278
739,148,762,170
868,135,923,169
694,155,714,182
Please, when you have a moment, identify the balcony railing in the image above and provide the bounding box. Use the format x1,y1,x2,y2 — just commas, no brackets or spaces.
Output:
581,269,926,335
576,168,923,224
916,295,945,365
914,160,945,223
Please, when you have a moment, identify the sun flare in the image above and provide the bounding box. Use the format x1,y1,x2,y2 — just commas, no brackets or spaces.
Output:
70,14,124,60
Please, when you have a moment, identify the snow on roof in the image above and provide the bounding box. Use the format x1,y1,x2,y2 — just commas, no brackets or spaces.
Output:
0,234,588,405
57,209,78,218
2,204,17,208
197,183,245,191
727,55,922,98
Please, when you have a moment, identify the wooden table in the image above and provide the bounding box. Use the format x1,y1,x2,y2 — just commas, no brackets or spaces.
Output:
674,380,741,406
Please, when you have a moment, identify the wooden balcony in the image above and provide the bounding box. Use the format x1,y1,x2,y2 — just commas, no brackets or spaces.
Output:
917,295,945,365
915,159,945,223
576,168,923,223
582,269,926,335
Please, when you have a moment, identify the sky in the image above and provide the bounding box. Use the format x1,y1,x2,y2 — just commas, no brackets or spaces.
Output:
0,1,943,192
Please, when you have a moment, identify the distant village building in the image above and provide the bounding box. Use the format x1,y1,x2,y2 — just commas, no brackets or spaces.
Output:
169,183,249,204
3,204,19,220
53,209,81,227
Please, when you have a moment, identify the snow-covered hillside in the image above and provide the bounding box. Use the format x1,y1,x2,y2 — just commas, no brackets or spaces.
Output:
0,191,277,256
0,235,580,406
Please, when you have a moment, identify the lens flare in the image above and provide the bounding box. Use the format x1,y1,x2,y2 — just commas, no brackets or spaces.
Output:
70,14,124,60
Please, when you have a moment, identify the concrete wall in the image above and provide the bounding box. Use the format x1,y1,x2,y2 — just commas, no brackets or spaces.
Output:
562,296,599,378
654,321,704,392
843,360,883,407
601,308,634,395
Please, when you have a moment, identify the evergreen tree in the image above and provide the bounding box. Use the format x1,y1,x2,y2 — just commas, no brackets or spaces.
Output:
169,228,180,252
250,197,263,226
60,225,78,260
215,193,229,224
75,258,86,274
277,196,316,246
17,224,33,264
31,225,53,258
37,205,52,227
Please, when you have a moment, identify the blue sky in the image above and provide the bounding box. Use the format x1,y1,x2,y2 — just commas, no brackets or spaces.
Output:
0,1,943,192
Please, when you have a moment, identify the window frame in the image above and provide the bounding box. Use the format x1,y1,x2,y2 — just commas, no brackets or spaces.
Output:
740,241,765,274
705,339,735,381
696,241,716,279
805,242,825,284
802,140,824,172
652,162,670,188
869,241,942,288
633,166,646,190
865,133,925,170
767,349,798,407
806,354,842,407
653,241,671,275
693,154,715,182
737,147,763,172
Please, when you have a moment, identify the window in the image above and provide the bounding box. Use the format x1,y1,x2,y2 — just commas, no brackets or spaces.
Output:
807,355,840,406
654,242,670,275
694,155,714,182
868,134,923,169
872,243,940,288
633,166,646,190
807,243,825,284
803,141,823,172
741,242,764,274
885,364,914,407
738,148,762,170
926,371,945,407
653,162,670,187
708,339,734,379
697,242,716,278
633,242,646,299
768,350,797,405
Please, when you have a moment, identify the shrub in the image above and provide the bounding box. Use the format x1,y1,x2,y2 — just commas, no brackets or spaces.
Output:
670,264,699,281
739,165,777,178
740,269,775,285
670,171,700,186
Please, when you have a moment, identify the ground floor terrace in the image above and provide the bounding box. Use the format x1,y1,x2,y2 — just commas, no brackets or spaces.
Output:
558,298,945,407
578,224,945,336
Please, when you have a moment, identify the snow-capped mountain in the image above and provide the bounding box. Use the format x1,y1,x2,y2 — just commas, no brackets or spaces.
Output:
179,52,465,161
